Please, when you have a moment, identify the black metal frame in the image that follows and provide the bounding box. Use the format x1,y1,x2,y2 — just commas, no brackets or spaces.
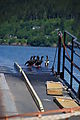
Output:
57,36,61,75
58,30,80,100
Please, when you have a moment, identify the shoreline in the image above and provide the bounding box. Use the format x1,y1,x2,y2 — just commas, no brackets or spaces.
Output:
0,43,78,48
0,43,57,48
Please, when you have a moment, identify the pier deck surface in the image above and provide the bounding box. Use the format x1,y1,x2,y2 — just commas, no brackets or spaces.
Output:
4,73,38,114
27,72,59,111
26,71,80,120
0,67,80,119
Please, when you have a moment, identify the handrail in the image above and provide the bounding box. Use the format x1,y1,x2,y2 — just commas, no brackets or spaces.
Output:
66,45,80,57
59,31,80,100
65,30,77,40
14,62,44,112
73,39,80,46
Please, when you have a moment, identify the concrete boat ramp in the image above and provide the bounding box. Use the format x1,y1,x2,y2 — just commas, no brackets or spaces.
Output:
0,63,80,120
0,73,38,117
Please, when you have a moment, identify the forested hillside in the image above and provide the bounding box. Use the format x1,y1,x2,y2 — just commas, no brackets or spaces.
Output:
0,0,80,46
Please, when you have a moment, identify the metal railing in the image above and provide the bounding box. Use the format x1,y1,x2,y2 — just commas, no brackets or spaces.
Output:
61,31,80,100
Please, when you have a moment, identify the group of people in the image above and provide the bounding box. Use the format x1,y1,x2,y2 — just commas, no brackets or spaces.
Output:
25,55,49,67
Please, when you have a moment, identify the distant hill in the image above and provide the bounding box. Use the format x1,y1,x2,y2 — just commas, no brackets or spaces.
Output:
0,0,80,23
0,0,80,46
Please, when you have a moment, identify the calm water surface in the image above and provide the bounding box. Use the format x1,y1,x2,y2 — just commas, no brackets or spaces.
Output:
0,45,57,68
0,45,80,91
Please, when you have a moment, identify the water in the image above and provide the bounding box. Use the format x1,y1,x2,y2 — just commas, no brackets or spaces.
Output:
64,47,80,92
0,45,58,72
0,45,80,92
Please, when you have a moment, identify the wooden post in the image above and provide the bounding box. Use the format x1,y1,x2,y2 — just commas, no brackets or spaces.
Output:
77,84,80,100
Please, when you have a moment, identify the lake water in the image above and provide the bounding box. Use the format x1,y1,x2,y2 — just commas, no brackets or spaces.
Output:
0,45,80,92
0,45,60,72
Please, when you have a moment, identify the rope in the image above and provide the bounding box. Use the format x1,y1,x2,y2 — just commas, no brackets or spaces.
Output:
59,33,71,60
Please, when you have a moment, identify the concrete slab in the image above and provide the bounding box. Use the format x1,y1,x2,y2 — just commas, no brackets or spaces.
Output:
27,73,59,111
5,74,38,113
0,73,18,116
0,73,9,90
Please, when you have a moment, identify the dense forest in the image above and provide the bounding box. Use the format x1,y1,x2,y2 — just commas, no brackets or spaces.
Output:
0,0,80,46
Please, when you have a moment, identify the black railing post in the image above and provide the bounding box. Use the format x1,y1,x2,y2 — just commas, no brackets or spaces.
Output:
62,31,66,79
77,84,80,100
70,37,74,89
57,36,61,75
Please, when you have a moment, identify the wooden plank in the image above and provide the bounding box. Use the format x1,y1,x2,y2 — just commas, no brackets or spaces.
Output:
47,89,63,95
55,97,79,108
46,81,63,95
47,81,63,89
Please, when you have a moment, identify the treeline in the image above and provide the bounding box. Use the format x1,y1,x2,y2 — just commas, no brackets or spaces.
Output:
0,0,80,46
0,0,80,22
0,18,79,46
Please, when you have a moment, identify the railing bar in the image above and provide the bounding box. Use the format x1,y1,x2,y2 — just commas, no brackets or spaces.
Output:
73,39,80,46
72,75,80,84
65,55,80,70
74,51,80,57
65,31,77,39
63,79,78,95
64,66,71,74
70,37,74,89
63,78,70,87
65,55,71,63
63,31,80,100
64,66,80,84
77,46,80,49
65,46,80,58
73,63,80,71
71,88,77,95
